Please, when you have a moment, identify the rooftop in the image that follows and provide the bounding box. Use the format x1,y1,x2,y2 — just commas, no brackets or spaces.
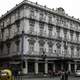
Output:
0,0,80,23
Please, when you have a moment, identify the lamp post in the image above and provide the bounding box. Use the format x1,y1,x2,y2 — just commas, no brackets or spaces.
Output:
20,30,24,75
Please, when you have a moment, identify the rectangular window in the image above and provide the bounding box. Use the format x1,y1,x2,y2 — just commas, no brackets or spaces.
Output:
49,47,53,54
39,22,44,36
71,49,74,57
39,46,44,54
49,30,52,37
39,12,44,21
29,20,35,34
28,62,35,73
48,15,52,23
29,44,34,54
30,9,34,19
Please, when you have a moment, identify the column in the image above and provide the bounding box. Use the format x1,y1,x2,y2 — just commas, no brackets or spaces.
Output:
22,60,28,74
74,63,77,72
45,61,48,74
35,60,38,74
53,63,55,72
68,62,71,72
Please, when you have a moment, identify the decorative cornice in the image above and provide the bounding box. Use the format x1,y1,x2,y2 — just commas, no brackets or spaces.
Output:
0,0,80,25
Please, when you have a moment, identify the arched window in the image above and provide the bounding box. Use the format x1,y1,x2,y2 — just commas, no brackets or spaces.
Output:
38,39,45,55
28,38,35,54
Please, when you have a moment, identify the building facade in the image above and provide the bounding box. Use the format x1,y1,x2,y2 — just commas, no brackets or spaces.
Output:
0,0,80,75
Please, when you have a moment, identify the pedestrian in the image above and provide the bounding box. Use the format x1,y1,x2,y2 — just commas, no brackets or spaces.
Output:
60,70,65,80
64,71,68,80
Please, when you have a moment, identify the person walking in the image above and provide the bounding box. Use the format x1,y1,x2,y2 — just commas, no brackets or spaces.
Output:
60,70,65,80
64,71,68,80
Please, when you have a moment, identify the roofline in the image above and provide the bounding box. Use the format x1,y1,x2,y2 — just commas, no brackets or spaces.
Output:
0,0,25,20
0,0,80,24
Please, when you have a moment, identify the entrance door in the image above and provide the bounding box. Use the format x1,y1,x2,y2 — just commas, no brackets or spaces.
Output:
71,64,75,73
48,63,53,73
38,63,45,74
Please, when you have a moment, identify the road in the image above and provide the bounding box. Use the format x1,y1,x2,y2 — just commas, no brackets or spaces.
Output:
53,76,80,80
15,76,80,80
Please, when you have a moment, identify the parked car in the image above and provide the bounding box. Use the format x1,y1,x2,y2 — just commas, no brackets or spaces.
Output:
75,70,80,76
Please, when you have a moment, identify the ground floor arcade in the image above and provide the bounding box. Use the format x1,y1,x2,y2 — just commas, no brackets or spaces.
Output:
0,57,80,76
21,59,80,75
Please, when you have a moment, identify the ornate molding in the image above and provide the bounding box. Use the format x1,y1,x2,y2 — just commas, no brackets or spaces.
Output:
29,20,35,26
56,27,60,32
70,45,74,49
48,40,54,47
28,38,36,44
38,39,45,46
63,29,67,34
56,41,61,48
64,42,68,49
39,22,44,29
70,30,73,36
48,25,53,31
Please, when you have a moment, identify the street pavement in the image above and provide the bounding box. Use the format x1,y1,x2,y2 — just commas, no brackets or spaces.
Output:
15,76,80,80
52,76,80,80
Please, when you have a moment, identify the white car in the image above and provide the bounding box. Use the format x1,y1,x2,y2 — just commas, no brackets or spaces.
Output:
75,70,80,76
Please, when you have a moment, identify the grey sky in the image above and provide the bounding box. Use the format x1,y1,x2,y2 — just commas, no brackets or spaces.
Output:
0,0,80,19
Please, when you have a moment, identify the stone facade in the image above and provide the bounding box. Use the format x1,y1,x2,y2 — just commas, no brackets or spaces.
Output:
0,0,80,75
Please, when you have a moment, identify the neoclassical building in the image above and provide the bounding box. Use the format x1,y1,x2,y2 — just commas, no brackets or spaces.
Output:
0,0,80,75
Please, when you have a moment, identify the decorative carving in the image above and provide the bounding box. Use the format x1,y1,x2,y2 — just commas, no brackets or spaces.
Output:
28,38,35,45
64,42,68,49
56,7,65,14
39,39,45,46
70,30,73,36
30,8,35,19
39,12,44,21
77,45,80,50
29,20,35,26
56,27,60,33
56,42,61,48
70,45,74,49
48,25,53,31
63,29,67,34
48,40,54,47
39,22,44,29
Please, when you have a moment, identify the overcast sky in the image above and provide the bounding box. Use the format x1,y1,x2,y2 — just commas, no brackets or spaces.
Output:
0,0,80,19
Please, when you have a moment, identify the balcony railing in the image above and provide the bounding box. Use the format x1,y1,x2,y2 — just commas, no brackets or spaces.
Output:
27,31,80,45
